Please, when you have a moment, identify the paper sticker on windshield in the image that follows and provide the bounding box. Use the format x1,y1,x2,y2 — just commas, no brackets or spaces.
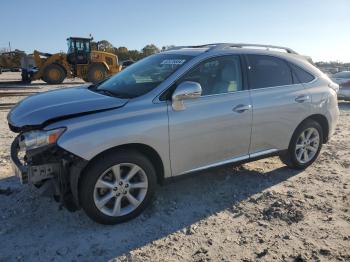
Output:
161,59,186,65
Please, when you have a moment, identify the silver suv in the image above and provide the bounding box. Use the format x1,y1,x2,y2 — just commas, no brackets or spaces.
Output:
8,43,339,224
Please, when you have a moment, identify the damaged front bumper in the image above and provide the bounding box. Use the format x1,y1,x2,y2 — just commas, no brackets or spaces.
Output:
10,136,88,210
11,136,59,184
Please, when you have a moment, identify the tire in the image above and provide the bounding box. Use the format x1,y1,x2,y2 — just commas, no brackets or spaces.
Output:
42,64,66,84
79,150,157,224
21,69,32,83
279,119,323,169
87,64,107,84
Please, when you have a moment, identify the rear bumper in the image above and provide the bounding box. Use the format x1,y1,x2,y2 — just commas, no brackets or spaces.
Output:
326,105,339,142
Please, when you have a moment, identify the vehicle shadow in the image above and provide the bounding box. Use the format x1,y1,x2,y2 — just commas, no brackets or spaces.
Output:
0,162,302,260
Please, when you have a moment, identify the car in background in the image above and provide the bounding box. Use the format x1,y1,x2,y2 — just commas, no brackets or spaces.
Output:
331,71,350,100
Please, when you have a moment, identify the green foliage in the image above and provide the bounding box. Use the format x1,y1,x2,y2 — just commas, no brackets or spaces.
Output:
91,40,173,62
91,40,166,61
141,44,160,57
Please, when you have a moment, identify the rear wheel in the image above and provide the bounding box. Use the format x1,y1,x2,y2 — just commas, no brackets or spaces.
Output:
87,64,107,84
42,64,66,84
280,119,323,169
79,150,157,224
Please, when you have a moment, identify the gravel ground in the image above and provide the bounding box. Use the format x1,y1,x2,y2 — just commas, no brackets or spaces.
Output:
0,72,349,262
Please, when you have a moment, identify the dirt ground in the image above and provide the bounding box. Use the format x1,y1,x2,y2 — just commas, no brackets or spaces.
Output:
0,72,349,262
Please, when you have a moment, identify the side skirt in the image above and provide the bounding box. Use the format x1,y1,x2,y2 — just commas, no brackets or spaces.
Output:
163,149,287,184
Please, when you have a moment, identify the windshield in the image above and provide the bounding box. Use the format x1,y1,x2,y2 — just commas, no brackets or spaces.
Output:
95,54,194,98
67,39,91,54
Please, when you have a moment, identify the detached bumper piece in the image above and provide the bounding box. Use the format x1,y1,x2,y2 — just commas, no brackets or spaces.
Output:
11,137,58,184
11,137,29,184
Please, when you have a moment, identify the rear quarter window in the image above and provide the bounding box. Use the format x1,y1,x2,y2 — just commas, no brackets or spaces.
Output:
289,63,315,83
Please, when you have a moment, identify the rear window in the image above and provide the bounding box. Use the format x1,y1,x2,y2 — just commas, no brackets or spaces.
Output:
246,55,293,89
290,63,315,83
333,71,350,78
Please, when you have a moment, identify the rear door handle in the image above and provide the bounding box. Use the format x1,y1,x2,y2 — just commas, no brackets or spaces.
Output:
295,95,310,103
233,104,252,113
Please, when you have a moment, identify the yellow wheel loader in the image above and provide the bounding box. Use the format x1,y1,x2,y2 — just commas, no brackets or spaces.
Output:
21,37,121,84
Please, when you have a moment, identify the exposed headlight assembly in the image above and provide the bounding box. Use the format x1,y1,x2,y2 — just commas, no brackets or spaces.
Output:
19,128,66,150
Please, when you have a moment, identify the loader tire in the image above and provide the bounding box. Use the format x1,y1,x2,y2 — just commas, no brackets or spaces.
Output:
87,64,107,84
43,64,66,84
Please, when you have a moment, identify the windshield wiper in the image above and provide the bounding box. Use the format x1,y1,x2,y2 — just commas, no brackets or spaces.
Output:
94,89,131,99
88,77,111,90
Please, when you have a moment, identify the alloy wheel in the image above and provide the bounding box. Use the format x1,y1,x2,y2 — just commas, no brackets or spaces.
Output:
93,163,148,217
295,127,320,164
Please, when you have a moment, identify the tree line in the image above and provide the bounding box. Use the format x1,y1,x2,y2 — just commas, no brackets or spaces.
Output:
91,40,175,61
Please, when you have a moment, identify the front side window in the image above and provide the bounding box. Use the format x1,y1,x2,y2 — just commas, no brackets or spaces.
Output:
95,54,194,98
179,55,243,96
247,55,292,89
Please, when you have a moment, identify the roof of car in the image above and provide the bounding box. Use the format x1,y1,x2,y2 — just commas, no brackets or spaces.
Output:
162,43,313,64
163,43,297,55
160,43,321,77
162,48,208,56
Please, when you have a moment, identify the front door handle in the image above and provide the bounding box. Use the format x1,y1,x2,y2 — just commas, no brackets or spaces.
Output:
295,95,310,103
233,104,252,113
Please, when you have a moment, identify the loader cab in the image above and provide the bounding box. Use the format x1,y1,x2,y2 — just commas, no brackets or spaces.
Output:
66,37,91,65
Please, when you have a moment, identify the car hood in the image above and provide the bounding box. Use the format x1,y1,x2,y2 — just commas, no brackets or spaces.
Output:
7,86,128,132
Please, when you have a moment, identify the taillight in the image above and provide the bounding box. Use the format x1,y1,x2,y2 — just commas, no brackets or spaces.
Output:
328,82,339,92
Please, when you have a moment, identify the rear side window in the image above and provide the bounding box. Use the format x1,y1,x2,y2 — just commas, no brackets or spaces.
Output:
246,55,292,89
290,63,315,83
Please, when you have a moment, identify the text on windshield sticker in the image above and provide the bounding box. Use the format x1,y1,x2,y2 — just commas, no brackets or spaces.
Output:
160,59,186,65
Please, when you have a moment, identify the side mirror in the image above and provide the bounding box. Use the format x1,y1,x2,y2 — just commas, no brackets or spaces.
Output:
172,81,202,111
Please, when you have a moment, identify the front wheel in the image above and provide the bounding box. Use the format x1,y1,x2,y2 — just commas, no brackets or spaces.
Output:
42,64,66,84
280,119,323,169
79,150,157,224
87,64,107,84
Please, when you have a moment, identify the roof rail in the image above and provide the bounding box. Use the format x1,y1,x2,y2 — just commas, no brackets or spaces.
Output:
165,44,216,51
166,43,298,54
209,43,298,54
